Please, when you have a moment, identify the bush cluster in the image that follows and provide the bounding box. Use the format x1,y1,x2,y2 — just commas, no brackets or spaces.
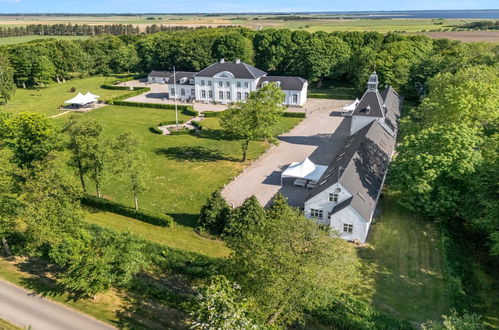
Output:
307,93,334,99
149,126,163,134
181,108,200,117
81,195,173,227
202,111,222,117
282,112,306,118
169,128,194,136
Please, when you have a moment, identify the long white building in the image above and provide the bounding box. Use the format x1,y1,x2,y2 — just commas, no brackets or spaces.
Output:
147,59,308,107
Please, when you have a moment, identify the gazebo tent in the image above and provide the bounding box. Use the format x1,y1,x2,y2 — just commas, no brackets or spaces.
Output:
281,157,328,185
84,92,100,100
343,98,360,112
64,92,99,108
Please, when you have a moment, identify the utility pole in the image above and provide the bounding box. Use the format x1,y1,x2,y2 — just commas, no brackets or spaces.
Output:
173,65,179,129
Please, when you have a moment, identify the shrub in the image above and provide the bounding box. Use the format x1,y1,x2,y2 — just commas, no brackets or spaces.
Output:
70,87,76,92
169,128,194,136
203,111,223,117
182,108,200,117
81,195,173,227
282,112,306,118
191,120,203,130
198,191,231,235
149,126,163,134
100,84,133,91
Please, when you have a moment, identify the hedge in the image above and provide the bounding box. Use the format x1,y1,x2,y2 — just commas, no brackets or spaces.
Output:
159,120,184,126
101,84,133,91
170,128,195,136
202,111,223,117
190,120,203,130
308,93,335,99
282,112,306,118
81,195,173,227
150,127,163,134
181,108,200,117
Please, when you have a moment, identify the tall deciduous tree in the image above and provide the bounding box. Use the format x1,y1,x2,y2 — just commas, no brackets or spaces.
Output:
0,150,20,256
225,193,360,326
212,33,254,64
0,53,15,104
390,124,483,218
221,83,285,162
112,132,148,210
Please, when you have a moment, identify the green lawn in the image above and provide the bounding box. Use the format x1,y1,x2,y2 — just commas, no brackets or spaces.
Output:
357,194,452,326
1,76,131,117
85,209,230,258
309,82,358,100
0,35,90,45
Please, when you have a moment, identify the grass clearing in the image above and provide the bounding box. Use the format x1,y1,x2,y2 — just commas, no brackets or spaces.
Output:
357,193,452,326
0,35,89,45
1,76,131,117
309,82,358,100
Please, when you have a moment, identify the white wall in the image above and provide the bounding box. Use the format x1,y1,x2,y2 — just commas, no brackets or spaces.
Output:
350,115,380,135
194,76,255,103
330,206,369,243
304,183,351,222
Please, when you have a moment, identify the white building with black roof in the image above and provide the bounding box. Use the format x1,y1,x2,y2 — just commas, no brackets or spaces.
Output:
147,59,308,106
303,72,402,243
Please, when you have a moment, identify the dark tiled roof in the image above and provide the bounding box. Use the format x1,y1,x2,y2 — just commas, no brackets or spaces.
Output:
258,76,307,91
308,121,396,222
148,70,172,78
194,61,267,79
352,89,385,118
380,86,403,134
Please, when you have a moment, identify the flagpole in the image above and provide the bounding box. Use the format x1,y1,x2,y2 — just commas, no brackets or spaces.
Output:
173,66,178,130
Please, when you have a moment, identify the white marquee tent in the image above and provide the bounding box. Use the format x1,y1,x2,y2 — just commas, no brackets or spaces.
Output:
281,157,328,185
64,92,100,107
343,98,360,112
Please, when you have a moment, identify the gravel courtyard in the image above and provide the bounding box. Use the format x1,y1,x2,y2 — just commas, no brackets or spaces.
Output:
222,102,351,208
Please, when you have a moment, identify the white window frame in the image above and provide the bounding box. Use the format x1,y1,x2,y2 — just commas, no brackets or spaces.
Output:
225,81,230,88
208,80,212,86
244,82,249,88
219,91,224,99
201,80,205,86
218,81,223,87
237,82,241,88
181,88,185,96
208,90,213,98
237,92,242,100
343,223,353,233
293,94,298,104
226,91,231,100
329,193,339,203
244,92,249,99
170,88,175,96
201,90,206,98
310,209,323,219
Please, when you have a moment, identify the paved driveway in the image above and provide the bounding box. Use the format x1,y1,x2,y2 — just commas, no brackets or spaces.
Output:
0,279,114,330
222,101,351,208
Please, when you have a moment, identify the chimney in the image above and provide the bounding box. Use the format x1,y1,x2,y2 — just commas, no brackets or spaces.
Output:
220,58,225,63
235,59,241,64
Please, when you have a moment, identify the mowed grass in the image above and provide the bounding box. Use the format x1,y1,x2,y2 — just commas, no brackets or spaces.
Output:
1,76,131,117
85,209,230,258
357,194,452,325
0,317,21,330
0,35,89,45
309,82,358,100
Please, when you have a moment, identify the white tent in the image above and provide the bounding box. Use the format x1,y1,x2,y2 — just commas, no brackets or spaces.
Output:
64,92,99,107
281,157,328,185
343,98,360,111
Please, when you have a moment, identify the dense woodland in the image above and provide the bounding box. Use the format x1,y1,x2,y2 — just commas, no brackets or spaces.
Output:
0,27,498,329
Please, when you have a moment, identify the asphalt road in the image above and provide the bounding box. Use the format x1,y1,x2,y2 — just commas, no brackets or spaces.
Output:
0,279,115,330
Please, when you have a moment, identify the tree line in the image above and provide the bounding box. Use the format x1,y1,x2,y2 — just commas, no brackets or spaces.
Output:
1,27,497,103
0,24,140,37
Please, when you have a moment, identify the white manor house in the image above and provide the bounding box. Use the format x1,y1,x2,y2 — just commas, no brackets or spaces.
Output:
147,59,308,107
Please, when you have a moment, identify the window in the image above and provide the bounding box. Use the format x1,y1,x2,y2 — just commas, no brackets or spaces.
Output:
343,223,353,233
201,80,205,86
218,81,223,87
244,82,249,88
225,81,230,87
226,91,231,100
329,193,339,203
201,90,206,98
208,90,213,98
237,92,242,100
237,82,241,88
219,91,224,99
181,88,185,96
208,80,212,86
245,92,249,99
170,88,175,96
293,94,298,104
191,89,195,95
310,209,323,219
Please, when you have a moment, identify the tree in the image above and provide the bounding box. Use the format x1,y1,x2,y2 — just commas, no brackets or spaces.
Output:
417,65,499,128
5,112,58,170
50,228,145,298
225,193,360,326
221,83,285,162
112,132,148,210
212,33,254,63
63,116,104,193
422,311,486,330
190,275,257,330
21,152,83,252
390,124,483,219
224,195,266,239
0,149,20,256
31,55,55,86
0,53,15,103
198,190,231,235
112,45,139,73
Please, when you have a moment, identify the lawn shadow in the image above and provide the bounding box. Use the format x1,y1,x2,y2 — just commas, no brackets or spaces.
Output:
195,129,234,141
167,213,199,228
155,146,238,162
17,257,67,298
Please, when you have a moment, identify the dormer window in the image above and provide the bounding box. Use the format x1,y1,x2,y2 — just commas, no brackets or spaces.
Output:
189,79,194,84
366,105,371,114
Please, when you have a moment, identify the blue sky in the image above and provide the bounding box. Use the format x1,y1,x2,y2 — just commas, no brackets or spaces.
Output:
0,0,496,13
